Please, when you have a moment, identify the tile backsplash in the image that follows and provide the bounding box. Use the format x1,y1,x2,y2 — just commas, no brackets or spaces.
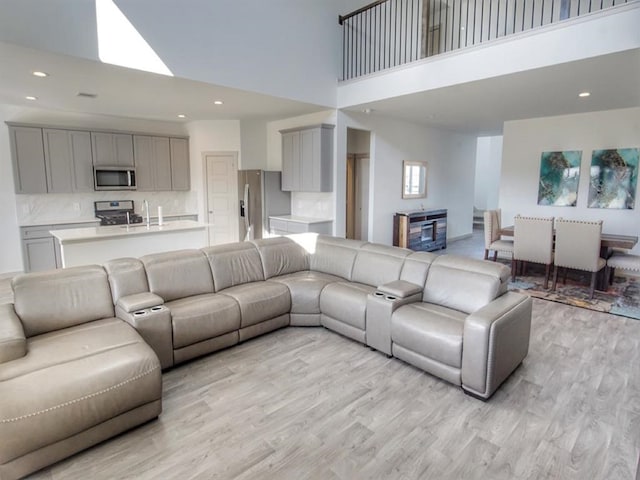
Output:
291,192,334,219
16,191,198,225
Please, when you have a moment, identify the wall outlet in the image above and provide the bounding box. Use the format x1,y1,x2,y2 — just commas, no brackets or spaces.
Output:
73,202,81,212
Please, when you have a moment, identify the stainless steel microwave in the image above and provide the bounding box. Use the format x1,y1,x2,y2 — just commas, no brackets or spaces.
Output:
94,166,137,191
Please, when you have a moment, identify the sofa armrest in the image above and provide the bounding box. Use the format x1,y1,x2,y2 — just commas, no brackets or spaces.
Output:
116,292,164,314
377,280,422,299
0,303,27,364
461,292,532,400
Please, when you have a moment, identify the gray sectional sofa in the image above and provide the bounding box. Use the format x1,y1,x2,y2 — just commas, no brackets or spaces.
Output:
0,233,532,479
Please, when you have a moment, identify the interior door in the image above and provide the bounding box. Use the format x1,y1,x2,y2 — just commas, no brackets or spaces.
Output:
204,152,239,246
355,157,370,241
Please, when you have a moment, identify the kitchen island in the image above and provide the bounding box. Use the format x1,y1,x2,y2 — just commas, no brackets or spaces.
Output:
50,220,208,267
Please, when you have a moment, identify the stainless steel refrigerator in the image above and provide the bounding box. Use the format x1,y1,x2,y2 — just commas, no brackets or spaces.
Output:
238,170,291,240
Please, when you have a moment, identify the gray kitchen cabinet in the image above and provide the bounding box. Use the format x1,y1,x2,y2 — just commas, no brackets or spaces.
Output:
91,132,134,166
20,222,100,272
23,237,57,272
9,126,47,194
170,137,190,191
134,135,172,191
279,124,334,192
43,129,94,193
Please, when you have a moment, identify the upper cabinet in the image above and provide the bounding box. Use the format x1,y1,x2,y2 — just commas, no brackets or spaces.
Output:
10,126,48,194
135,136,189,191
91,132,134,166
8,123,190,193
170,138,190,191
280,124,334,192
134,135,172,191
43,129,94,193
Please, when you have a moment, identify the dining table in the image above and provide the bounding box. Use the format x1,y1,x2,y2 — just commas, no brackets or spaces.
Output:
500,225,638,289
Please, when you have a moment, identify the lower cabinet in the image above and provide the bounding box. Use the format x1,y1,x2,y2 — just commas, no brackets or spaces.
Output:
23,237,58,272
20,222,100,273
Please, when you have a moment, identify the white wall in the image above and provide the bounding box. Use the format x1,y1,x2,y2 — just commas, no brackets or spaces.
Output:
474,135,502,210
186,120,242,228
500,106,640,253
240,120,268,170
337,112,478,244
0,105,190,275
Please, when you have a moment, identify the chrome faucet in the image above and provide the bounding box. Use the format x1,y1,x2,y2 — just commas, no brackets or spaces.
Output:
143,199,150,227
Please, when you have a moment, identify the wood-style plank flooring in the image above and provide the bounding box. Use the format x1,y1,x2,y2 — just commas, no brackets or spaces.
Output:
25,299,640,480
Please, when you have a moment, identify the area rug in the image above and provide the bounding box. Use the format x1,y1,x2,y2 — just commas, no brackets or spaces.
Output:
506,265,640,320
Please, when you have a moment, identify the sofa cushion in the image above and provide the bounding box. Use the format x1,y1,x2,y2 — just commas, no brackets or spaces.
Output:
12,265,114,337
141,249,214,302
252,236,310,279
351,244,410,288
202,243,264,291
319,281,375,330
391,303,465,368
310,236,367,280
271,271,342,314
166,294,241,349
0,318,161,465
103,257,150,304
400,252,437,289
423,255,510,314
220,281,290,328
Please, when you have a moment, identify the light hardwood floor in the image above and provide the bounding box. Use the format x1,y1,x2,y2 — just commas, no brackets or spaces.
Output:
22,299,639,480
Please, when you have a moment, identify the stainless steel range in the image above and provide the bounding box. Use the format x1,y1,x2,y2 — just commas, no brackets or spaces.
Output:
95,200,143,226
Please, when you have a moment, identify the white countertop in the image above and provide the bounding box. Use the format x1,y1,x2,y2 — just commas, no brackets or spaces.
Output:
20,213,198,228
269,215,333,224
50,220,207,244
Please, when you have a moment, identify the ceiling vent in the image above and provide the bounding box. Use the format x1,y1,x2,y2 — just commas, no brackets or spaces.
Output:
77,92,98,98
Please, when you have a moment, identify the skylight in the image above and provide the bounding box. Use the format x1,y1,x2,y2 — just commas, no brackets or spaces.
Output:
95,0,172,76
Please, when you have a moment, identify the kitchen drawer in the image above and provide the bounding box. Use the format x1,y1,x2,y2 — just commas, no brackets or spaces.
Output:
270,219,288,232
286,222,308,234
21,225,55,239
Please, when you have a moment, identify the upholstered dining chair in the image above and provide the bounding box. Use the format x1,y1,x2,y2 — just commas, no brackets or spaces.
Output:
606,251,640,284
483,209,514,261
552,218,606,299
512,215,554,289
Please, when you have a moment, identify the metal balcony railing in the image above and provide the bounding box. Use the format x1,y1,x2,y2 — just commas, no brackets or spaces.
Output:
339,0,634,80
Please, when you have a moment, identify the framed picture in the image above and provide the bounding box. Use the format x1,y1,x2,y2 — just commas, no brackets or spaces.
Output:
588,148,639,209
537,150,581,207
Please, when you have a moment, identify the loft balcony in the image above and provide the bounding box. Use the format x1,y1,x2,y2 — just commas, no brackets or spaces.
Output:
339,0,636,80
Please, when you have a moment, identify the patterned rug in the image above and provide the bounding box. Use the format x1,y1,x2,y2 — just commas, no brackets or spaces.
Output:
506,264,640,320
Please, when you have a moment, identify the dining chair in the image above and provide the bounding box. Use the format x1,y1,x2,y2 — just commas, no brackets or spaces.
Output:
606,251,640,284
552,218,606,299
512,215,554,289
483,209,514,261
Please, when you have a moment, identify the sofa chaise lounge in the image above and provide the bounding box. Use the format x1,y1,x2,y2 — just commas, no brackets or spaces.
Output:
0,233,532,479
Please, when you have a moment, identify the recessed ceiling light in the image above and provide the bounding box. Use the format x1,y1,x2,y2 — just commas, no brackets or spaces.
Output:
213,100,223,105
25,96,37,101
177,114,186,118
32,71,48,78
578,91,591,98
362,108,372,114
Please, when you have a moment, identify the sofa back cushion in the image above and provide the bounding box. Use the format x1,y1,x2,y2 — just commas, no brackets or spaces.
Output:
310,236,366,280
12,265,115,337
252,236,309,279
141,249,214,302
351,244,411,287
103,257,149,304
423,255,510,314
202,242,264,291
400,251,437,287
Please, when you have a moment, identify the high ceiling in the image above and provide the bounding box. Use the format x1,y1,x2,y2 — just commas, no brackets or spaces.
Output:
0,40,638,134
